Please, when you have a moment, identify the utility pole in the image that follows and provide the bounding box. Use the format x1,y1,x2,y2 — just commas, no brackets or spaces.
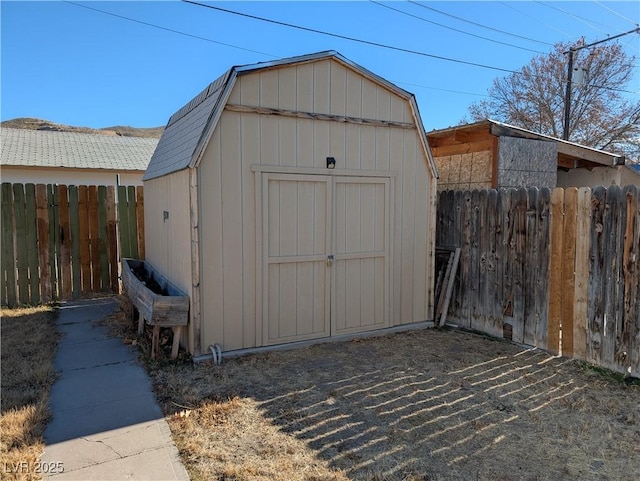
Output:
562,27,640,141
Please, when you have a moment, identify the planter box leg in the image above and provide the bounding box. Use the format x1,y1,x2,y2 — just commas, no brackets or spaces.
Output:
151,325,160,360
171,326,182,359
137,311,144,335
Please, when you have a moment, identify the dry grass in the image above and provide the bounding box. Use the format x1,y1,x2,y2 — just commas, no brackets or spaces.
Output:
1,306,59,481
105,296,640,481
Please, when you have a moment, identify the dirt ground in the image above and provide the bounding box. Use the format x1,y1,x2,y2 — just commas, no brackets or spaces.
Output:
109,300,640,481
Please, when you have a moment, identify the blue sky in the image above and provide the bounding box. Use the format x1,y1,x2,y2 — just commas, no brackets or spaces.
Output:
1,1,638,132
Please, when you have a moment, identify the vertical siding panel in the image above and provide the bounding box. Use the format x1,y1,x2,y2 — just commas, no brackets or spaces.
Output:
548,188,564,354
296,63,314,112
279,118,297,167
227,81,241,104
78,186,91,293
361,78,378,119
330,62,346,116
239,74,260,106
58,185,72,299
361,126,376,171
48,185,59,300
345,69,362,118
412,139,429,321
1,184,15,306
278,70,297,167
562,188,579,356
88,186,101,291
390,128,404,324
399,131,416,323
25,184,40,304
220,113,244,350
68,186,81,298
345,124,361,170
314,121,330,169
97,186,110,292
106,186,118,292
12,184,29,304
36,184,51,302
199,128,225,349
241,112,260,348
261,116,279,165
329,123,346,169
313,60,330,114
260,70,279,110
390,95,405,123
376,88,391,171
136,186,145,260
573,187,591,360
587,186,606,367
297,119,314,167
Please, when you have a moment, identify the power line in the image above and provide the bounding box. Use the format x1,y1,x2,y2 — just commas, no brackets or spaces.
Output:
535,1,611,35
63,0,277,58
391,80,489,98
498,1,573,39
408,1,554,47
593,0,640,28
181,0,517,74
370,1,545,54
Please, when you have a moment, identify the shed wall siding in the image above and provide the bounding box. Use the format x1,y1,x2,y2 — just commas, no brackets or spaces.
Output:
433,151,493,191
497,137,557,188
198,61,433,351
143,170,194,346
557,165,640,188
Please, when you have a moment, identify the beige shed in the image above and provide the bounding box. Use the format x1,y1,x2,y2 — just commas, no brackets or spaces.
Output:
143,51,438,358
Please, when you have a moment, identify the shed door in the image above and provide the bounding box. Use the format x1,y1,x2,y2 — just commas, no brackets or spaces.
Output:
263,174,332,345
332,177,390,335
262,173,390,346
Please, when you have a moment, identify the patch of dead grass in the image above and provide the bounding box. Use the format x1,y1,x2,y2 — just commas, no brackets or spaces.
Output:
103,298,640,480
1,306,58,481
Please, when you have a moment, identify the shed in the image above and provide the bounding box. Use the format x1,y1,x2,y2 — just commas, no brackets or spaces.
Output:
427,119,625,191
143,51,438,357
0,128,158,186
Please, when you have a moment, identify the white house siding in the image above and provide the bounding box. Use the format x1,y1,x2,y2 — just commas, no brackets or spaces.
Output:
0,167,144,186
143,170,194,348
557,165,640,188
198,58,434,352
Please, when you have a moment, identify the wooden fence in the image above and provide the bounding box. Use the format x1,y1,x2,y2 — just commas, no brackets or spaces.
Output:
436,185,640,378
1,183,144,307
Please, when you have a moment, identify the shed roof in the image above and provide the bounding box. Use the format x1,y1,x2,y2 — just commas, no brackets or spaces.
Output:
144,51,427,181
1,127,158,171
427,119,625,169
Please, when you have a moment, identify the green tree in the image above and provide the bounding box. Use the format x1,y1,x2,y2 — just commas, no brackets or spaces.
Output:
467,40,640,160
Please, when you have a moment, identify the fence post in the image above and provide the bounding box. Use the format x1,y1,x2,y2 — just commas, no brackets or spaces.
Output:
547,188,564,355
561,188,578,357
572,188,591,360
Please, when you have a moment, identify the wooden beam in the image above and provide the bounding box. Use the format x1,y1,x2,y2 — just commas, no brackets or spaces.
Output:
430,139,494,157
224,104,416,129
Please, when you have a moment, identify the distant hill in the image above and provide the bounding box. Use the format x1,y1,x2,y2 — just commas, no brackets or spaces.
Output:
1,118,164,139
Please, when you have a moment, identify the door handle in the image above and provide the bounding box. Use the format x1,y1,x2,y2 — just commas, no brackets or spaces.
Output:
327,254,335,266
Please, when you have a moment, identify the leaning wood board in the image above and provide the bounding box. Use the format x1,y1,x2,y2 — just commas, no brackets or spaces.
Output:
121,258,189,327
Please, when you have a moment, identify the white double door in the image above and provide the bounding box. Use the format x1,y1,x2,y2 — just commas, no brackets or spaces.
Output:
262,173,390,345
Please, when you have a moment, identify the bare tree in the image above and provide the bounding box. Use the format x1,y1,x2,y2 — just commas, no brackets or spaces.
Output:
467,40,640,160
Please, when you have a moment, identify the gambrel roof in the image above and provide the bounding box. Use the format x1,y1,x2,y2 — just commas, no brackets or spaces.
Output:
1,127,157,172
144,50,435,181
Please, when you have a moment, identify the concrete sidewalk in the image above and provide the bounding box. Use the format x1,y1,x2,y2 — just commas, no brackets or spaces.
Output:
42,297,189,481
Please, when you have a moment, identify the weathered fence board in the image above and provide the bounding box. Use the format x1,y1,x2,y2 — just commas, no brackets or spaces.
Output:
438,185,640,378
1,183,144,306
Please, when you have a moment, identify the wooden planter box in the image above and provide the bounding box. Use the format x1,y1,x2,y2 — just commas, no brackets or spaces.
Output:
122,258,189,359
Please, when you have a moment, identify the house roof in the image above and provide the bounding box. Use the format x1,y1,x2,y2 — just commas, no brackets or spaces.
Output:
427,119,625,169
144,50,432,181
1,127,158,171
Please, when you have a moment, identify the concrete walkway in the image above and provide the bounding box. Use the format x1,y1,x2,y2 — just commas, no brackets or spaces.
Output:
42,297,189,481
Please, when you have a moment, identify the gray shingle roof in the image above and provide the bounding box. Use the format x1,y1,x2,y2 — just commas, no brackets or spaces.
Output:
1,128,158,171
143,50,423,181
